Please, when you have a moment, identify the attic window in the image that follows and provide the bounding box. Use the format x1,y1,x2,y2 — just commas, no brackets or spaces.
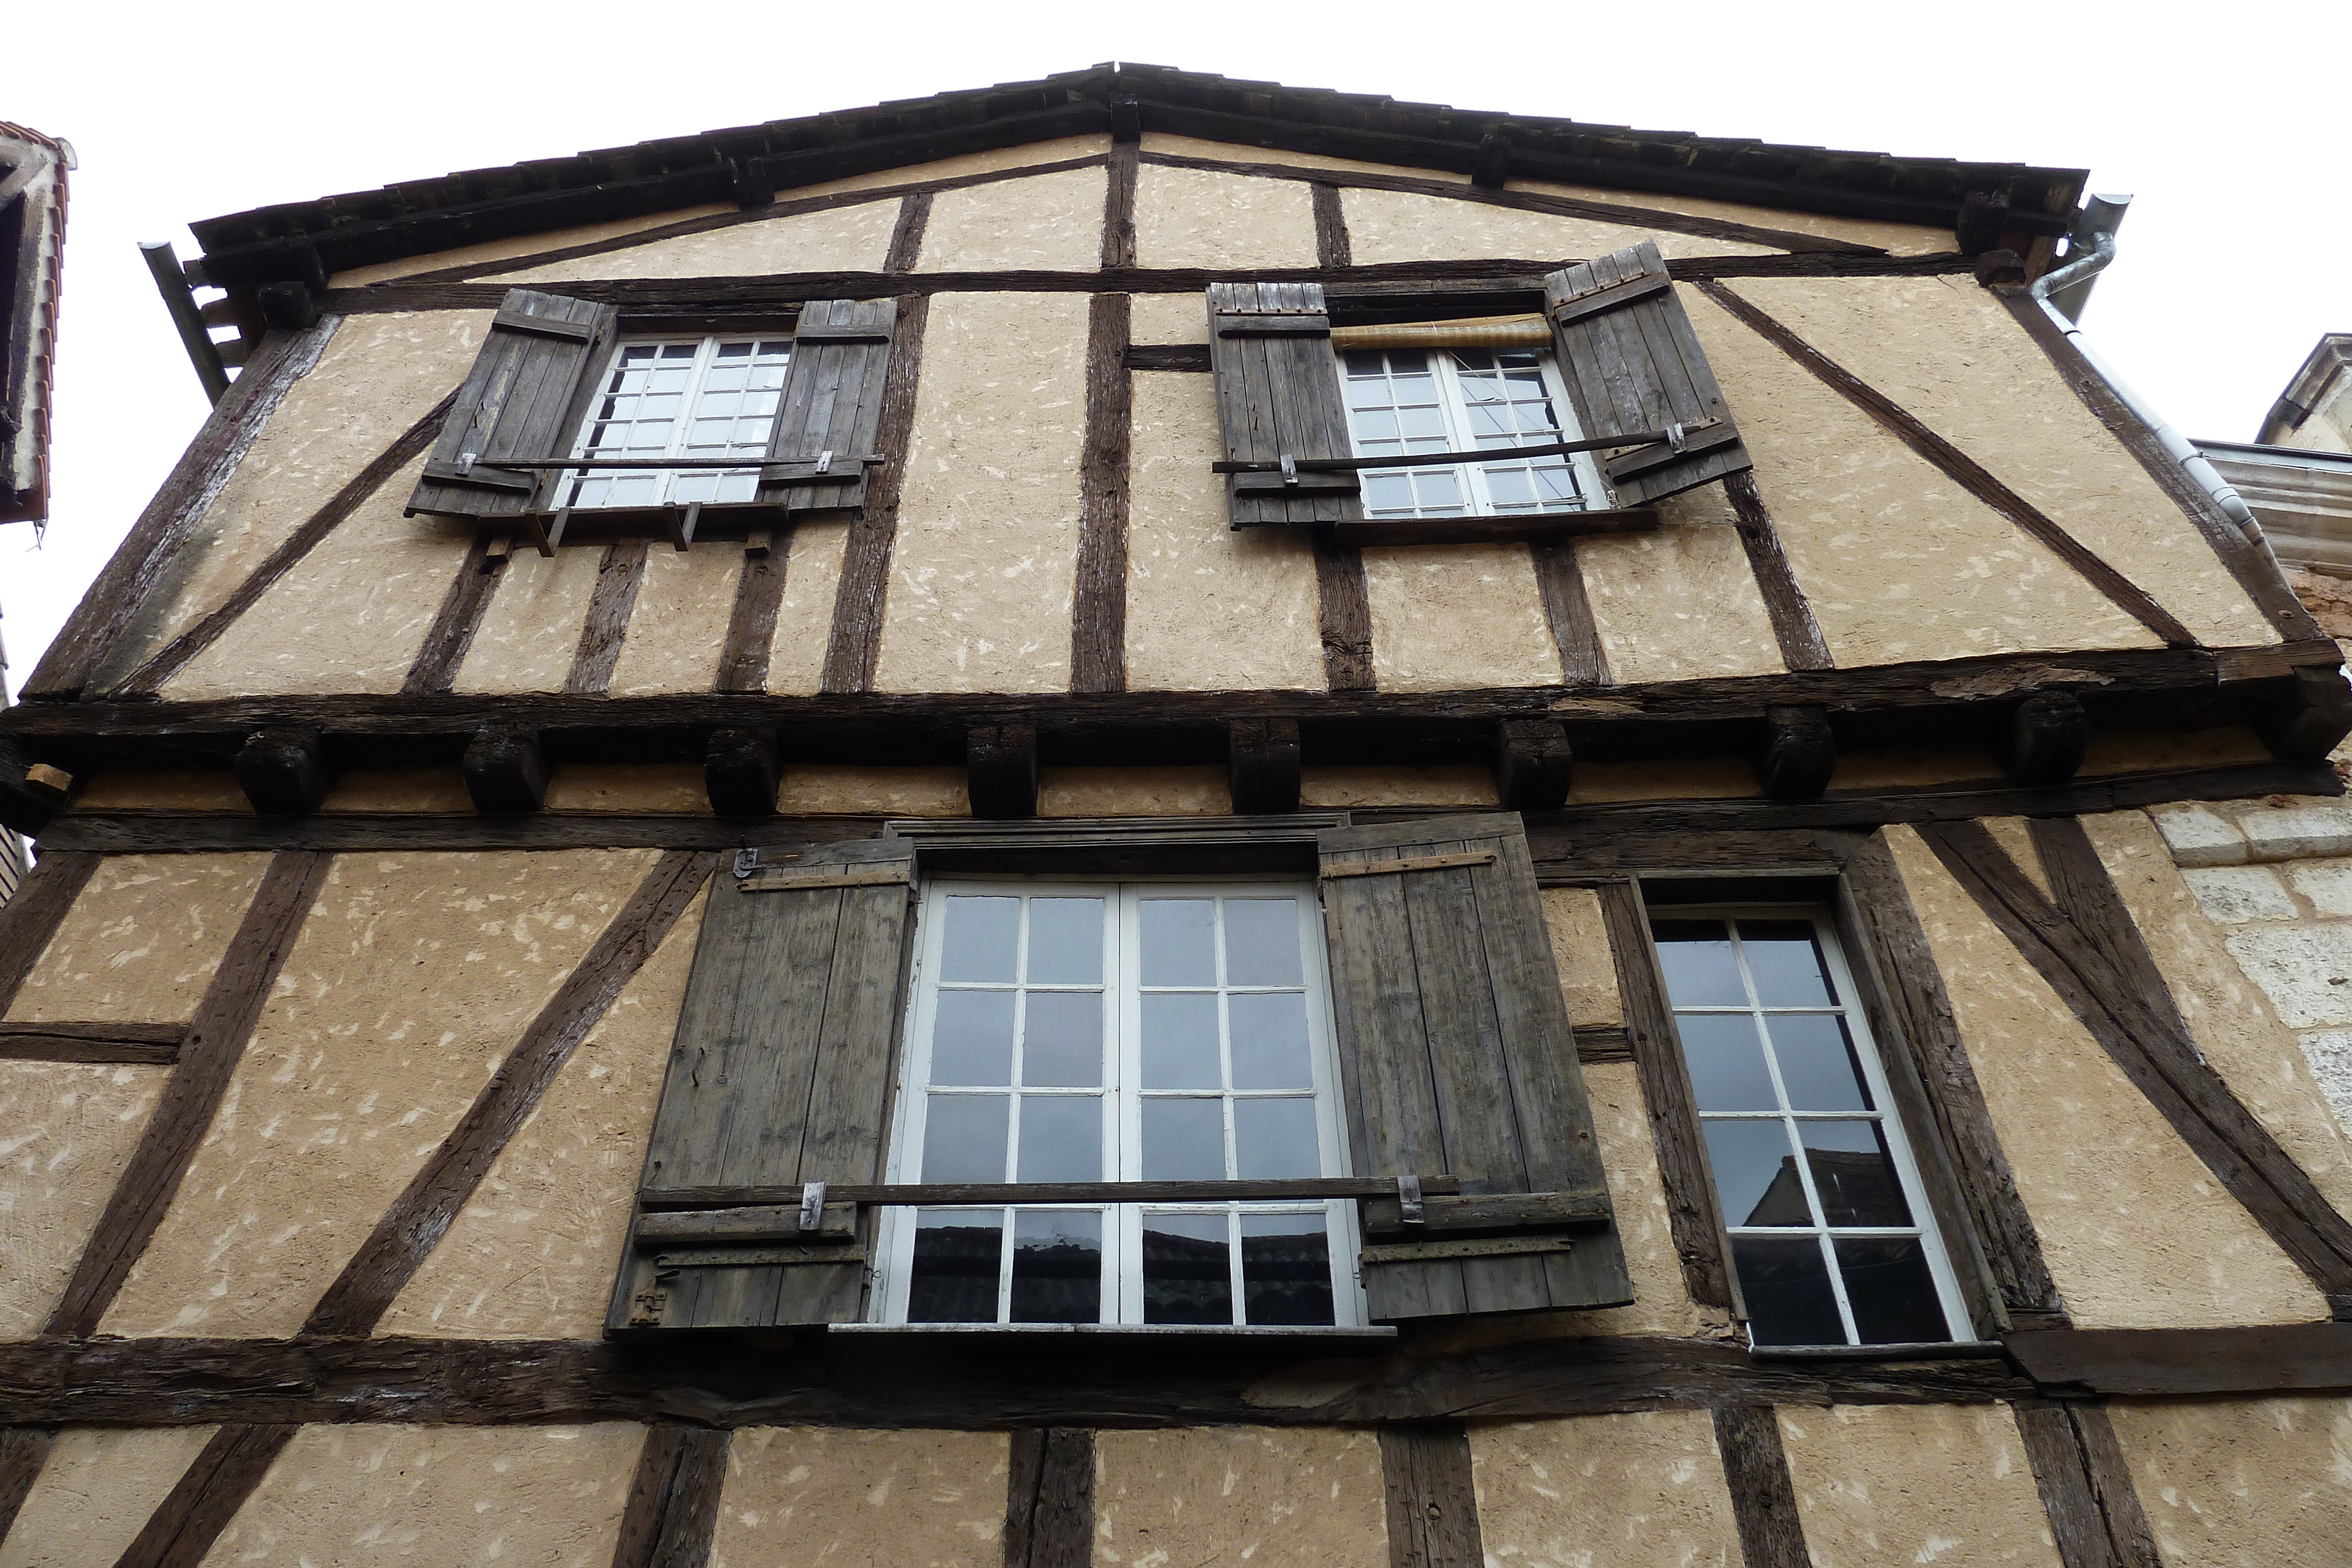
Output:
1338,346,1599,521
563,336,793,509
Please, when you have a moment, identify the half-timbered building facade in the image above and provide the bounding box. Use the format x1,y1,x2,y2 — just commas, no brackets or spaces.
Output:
2,64,2350,1567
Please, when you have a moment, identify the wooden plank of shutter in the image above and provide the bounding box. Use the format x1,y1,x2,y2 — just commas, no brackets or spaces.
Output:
1206,281,1361,530
1317,812,1631,1320
1543,240,1751,506
613,836,917,1329
407,288,617,520
758,299,897,514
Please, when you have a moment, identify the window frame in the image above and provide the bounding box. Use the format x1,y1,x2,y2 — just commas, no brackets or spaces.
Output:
559,331,795,512
873,874,1369,1329
1336,343,1610,522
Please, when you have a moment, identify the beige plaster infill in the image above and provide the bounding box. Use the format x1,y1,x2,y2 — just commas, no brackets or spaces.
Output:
1981,815,2056,899
382,883,705,1339
496,200,896,283
1134,163,1319,271
776,134,1110,202
453,543,606,694
1681,283,2158,666
1469,1410,1743,1568
2107,1395,2352,1567
0,1062,168,1338
0,1425,219,1568
1040,767,1230,817
1091,1426,1387,1568
778,765,967,817
111,312,492,683
101,848,659,1337
1882,824,2328,1328
1127,292,1208,346
764,516,850,695
712,1427,1007,1568
1828,746,2003,793
331,205,734,287
1298,765,1497,809
319,768,475,814
2079,726,2272,777
1125,370,1325,691
1777,1402,2062,1568
1570,757,1760,803
917,164,1108,272
1576,483,1787,683
1363,543,1563,691
1508,176,1953,258
1140,133,1471,185
607,544,741,696
165,453,469,700
542,764,710,814
2,852,269,1024
1542,887,1622,1031
2087,810,2352,1215
1729,274,2280,650
1342,186,1775,268
874,292,1087,694
69,771,251,813
197,1422,644,1567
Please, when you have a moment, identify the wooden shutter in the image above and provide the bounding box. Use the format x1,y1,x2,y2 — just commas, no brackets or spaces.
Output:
1543,240,1750,506
1207,282,1361,529
1318,813,1631,1320
757,298,897,513
611,837,917,1330
406,287,618,520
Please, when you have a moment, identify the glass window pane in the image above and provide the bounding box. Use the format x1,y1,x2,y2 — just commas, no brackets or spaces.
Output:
1677,1014,1778,1112
907,1211,1001,1323
1141,992,1221,1089
1140,899,1218,985
1241,1213,1335,1325
940,896,1019,982
1230,992,1313,1090
930,991,1014,1086
1008,1210,1102,1323
1766,1014,1872,1112
1234,1098,1321,1179
1742,921,1836,1007
1142,1212,1233,1324
1703,1119,1810,1227
1652,921,1746,1007
1800,1121,1912,1226
921,1094,1008,1183
1021,991,1102,1088
1224,900,1304,987
1732,1236,1846,1346
1017,1095,1102,1183
1835,1236,1950,1345
1027,898,1105,985
1141,1097,1228,1180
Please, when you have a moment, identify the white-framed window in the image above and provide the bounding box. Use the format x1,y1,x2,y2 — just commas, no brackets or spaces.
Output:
563,336,792,509
1339,347,1602,519
1649,907,1970,1348
876,880,1365,1328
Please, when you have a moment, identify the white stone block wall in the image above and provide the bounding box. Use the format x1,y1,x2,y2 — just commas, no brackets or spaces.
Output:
2154,796,2352,1125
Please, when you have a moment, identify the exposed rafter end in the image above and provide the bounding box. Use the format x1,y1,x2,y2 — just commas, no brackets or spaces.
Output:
1495,719,1572,811
235,728,335,816
1229,718,1301,814
1753,706,1835,800
967,723,1038,819
463,724,549,815
705,727,780,817
1999,691,2090,787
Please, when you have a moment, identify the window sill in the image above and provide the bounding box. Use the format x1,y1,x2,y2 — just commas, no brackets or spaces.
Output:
832,1323,1399,1340
1328,508,1656,547
1745,1339,2008,1362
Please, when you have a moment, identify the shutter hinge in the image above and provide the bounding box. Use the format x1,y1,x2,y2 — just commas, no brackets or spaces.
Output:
627,1283,671,1328
733,848,759,880
1665,422,1688,453
1280,453,1298,487
799,1180,828,1232
1397,1174,1425,1228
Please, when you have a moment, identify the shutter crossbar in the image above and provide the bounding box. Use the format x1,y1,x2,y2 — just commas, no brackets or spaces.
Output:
738,863,912,892
1213,427,1702,476
1324,851,1496,879
464,454,884,470
638,1176,1469,1210
1360,1235,1579,1265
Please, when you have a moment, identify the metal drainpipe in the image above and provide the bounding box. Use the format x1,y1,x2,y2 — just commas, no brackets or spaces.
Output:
2026,199,2286,574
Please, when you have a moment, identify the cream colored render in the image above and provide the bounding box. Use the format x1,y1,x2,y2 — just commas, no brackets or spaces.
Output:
105,311,490,685
777,764,968,816
1298,765,1498,809
606,544,740,696
1127,291,1208,345
1682,284,2160,664
1124,370,1325,690
1509,176,1954,257
497,200,897,283
1470,1411,1744,1568
2,852,268,1023
1363,543,1563,691
453,542,605,694
199,1423,644,1567
761,516,850,694
1341,187,1777,267
711,1427,1007,1568
542,763,709,813
1728,273,2280,648
100,848,658,1337
917,164,1108,272
1883,825,2329,1328
1134,163,1319,270
874,292,1088,693
1092,1427,1388,1568
1140,133,1472,185
1778,1403,2062,1568
0,1426,219,1568
1577,483,1788,682
0,1062,165,1337
2107,1396,2352,1567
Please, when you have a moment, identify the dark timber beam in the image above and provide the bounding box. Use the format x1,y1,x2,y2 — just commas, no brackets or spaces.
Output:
2257,664,2352,761
1753,706,1835,800
1228,719,1301,815
704,727,781,817
967,723,1038,819
234,727,335,816
1494,719,1572,811
1999,691,2090,787
462,724,549,815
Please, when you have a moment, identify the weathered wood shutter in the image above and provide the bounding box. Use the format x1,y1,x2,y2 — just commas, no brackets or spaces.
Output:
1543,240,1750,506
1318,813,1631,1320
406,287,617,519
611,837,917,1330
1207,281,1361,529
757,298,898,513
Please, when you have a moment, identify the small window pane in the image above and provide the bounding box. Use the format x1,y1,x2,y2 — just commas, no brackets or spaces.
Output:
1141,992,1221,1090
1241,1213,1334,1325
1021,992,1102,1088
1143,1212,1233,1325
1652,921,1746,1007
1800,1121,1912,1226
1229,992,1313,1090
921,1094,1008,1182
1704,1119,1810,1228
1223,900,1304,987
1140,900,1218,986
1017,1095,1102,1183
1732,1236,1845,1347
1141,1097,1228,1180
930,991,1014,1086
1766,1014,1872,1112
1678,1014,1777,1113
1234,1098,1321,1179
908,1212,1001,1323
1743,921,1836,1007
1836,1237,1950,1344
940,897,1020,982
1027,898,1105,985
1009,1211,1102,1323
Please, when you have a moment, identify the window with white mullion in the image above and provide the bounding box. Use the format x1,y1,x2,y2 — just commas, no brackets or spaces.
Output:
564,335,791,510
1652,908,1970,1348
1340,346,1601,519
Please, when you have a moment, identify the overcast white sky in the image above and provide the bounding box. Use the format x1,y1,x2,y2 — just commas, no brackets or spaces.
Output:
6,0,2350,695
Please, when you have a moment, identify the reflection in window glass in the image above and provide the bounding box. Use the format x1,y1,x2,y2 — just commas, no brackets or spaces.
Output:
566,337,791,509
1654,910,1962,1348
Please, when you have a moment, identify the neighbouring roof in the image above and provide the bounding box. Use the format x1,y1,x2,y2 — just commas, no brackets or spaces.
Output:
186,63,2087,289
2196,440,2352,575
2257,333,2352,447
1,121,70,527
